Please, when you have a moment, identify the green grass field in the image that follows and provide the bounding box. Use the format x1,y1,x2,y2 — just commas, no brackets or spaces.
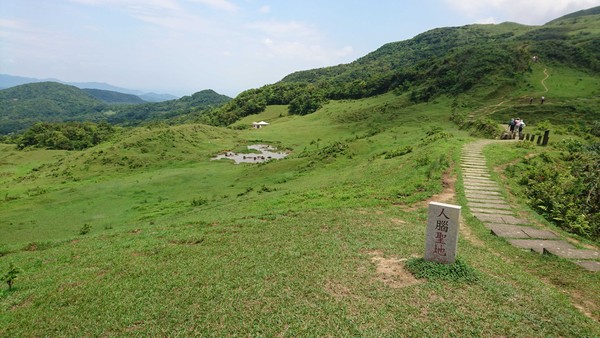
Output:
1,90,599,335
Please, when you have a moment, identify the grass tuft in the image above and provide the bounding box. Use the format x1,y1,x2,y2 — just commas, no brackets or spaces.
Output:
405,257,479,283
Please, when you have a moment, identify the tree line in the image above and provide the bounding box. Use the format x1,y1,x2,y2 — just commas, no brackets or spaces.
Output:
16,122,115,150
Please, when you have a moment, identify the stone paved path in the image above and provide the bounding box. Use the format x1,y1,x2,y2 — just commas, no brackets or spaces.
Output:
461,140,600,272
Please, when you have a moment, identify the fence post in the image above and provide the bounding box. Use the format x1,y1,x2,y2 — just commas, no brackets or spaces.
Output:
541,130,550,146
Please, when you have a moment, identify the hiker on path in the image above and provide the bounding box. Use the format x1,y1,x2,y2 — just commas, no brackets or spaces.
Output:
508,118,516,133
529,97,533,104
517,120,525,138
513,118,521,139
541,96,545,104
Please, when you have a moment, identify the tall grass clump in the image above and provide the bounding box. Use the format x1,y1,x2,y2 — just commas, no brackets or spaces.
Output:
405,258,479,283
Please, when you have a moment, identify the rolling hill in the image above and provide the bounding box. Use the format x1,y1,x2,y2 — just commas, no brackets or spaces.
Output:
201,7,599,126
0,83,231,134
0,74,178,102
0,82,107,134
82,88,147,105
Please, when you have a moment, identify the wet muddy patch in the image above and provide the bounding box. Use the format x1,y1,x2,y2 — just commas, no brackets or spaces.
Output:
211,144,289,164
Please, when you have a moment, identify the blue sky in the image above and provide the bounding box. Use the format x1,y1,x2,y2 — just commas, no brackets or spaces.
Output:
1,0,599,97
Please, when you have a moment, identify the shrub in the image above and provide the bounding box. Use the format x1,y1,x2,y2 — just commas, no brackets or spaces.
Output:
79,224,92,235
512,143,599,239
191,197,208,207
3,262,22,290
384,146,413,159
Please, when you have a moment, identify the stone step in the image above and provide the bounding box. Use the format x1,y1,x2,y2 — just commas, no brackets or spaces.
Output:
475,214,529,225
463,178,496,184
507,239,574,253
465,190,501,196
543,247,600,260
464,185,501,191
468,202,512,210
462,163,487,168
462,169,488,174
463,177,498,187
574,261,600,272
489,225,557,239
469,207,513,215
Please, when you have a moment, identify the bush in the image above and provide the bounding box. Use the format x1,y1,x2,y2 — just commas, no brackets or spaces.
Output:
384,146,413,159
17,122,114,150
191,197,208,207
512,143,599,240
79,224,92,235
3,262,21,290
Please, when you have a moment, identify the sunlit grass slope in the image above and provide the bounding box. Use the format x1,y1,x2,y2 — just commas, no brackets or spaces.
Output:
1,92,599,336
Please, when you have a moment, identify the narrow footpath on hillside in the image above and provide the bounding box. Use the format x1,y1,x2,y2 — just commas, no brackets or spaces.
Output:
541,68,549,93
461,140,600,272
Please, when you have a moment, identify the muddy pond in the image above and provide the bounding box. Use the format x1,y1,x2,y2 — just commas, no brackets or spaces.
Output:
211,144,289,164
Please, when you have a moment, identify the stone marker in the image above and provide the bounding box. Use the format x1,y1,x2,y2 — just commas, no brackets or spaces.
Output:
425,202,461,264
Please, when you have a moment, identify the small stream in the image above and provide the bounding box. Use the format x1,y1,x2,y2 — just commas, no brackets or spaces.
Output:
211,144,289,164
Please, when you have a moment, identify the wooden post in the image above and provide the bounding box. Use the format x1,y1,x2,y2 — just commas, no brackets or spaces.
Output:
541,130,550,146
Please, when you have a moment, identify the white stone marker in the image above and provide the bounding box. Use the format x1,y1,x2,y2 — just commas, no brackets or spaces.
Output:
424,202,461,264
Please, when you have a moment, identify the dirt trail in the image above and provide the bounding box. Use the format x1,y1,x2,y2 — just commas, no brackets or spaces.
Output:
541,68,549,93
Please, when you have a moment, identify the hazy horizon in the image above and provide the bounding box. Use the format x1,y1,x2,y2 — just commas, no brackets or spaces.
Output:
1,0,598,97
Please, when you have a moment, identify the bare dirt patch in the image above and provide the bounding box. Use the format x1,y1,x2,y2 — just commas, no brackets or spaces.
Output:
324,281,353,300
390,218,408,225
368,250,422,288
404,169,457,211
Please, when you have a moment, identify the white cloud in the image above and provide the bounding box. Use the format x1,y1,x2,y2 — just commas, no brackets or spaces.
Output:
444,0,600,24
258,5,270,14
69,0,181,11
187,0,238,11
0,19,25,30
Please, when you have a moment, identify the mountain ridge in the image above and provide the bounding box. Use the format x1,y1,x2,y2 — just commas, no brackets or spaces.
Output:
0,74,178,102
0,82,231,134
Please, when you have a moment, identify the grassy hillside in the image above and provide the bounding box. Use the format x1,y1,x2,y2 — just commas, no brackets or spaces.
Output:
1,8,599,336
107,89,231,125
1,89,599,335
201,8,599,126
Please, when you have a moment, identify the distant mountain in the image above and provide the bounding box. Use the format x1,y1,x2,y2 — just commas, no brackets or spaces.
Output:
138,92,179,102
0,74,48,89
0,82,106,134
108,89,232,125
0,74,178,102
0,82,231,134
82,88,147,105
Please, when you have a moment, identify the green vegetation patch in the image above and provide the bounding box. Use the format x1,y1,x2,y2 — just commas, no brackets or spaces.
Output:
405,258,479,283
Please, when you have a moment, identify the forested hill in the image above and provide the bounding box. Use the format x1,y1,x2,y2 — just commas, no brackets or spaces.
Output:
82,88,147,105
106,89,232,125
0,83,231,134
283,6,599,84
199,6,599,125
0,82,106,134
